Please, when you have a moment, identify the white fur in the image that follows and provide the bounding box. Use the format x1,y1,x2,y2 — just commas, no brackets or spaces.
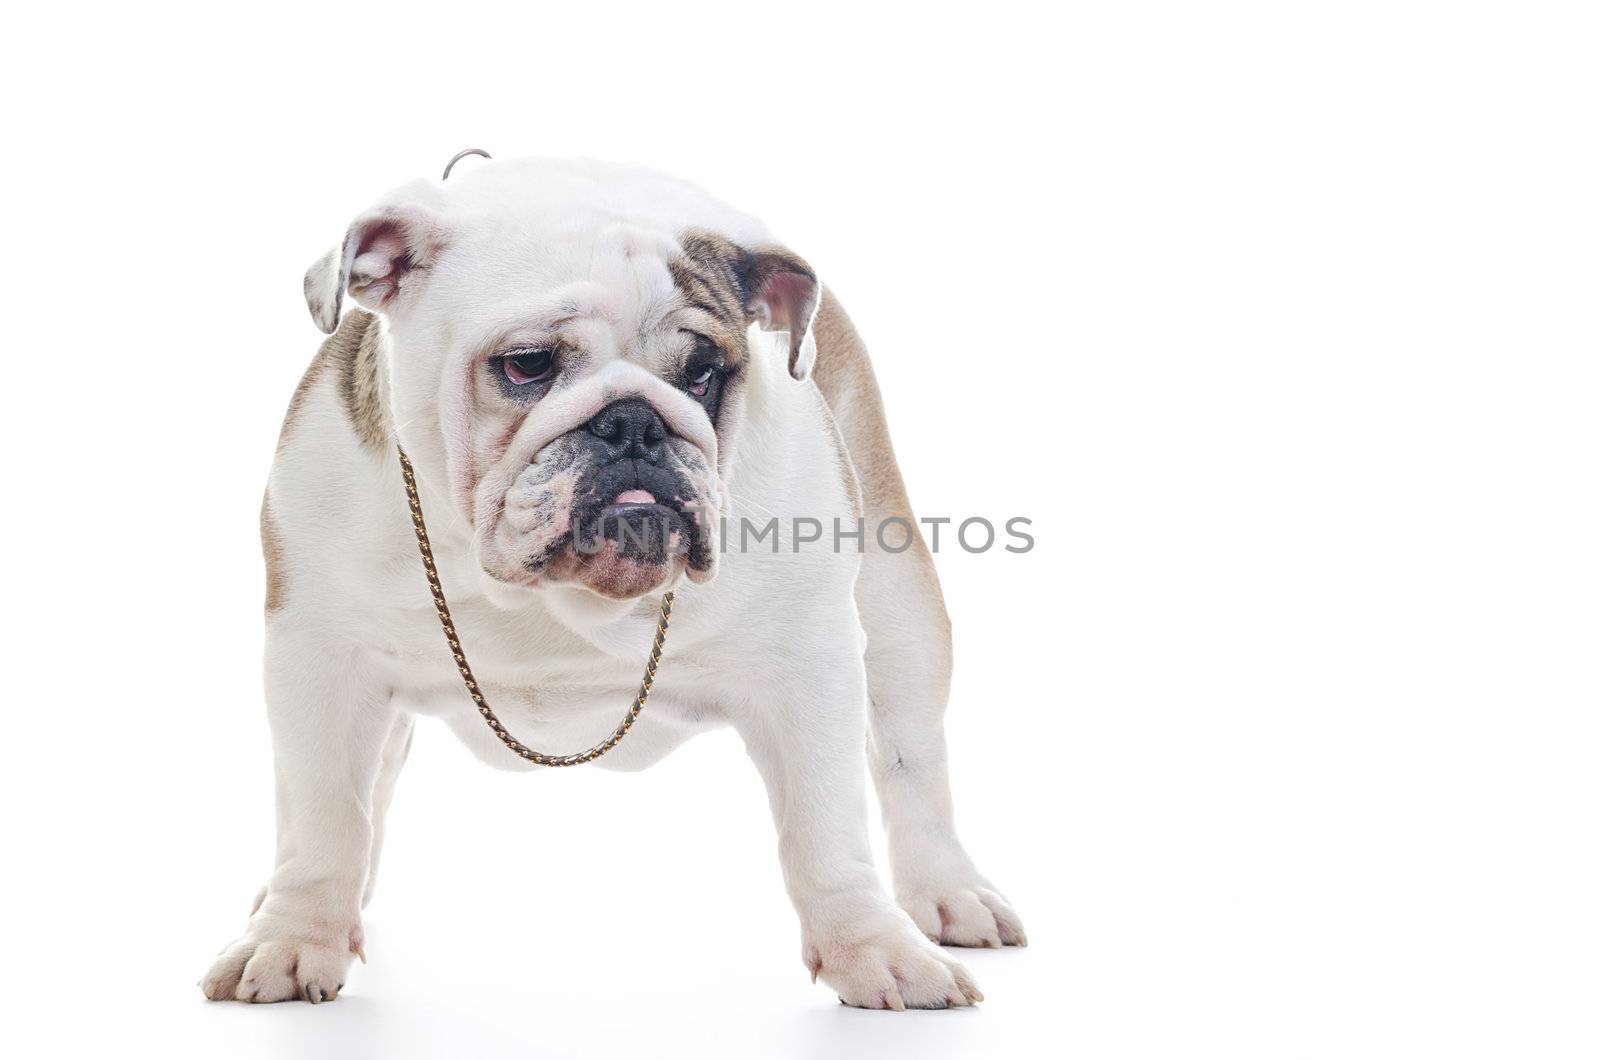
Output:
201,158,1016,1009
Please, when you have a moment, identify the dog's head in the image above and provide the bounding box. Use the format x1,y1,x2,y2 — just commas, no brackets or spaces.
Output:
304,160,819,601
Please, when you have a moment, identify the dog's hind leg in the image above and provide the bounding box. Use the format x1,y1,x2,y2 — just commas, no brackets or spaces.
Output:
811,290,1027,949
855,528,1027,948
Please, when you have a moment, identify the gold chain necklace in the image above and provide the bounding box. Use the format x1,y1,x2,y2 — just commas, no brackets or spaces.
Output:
398,447,674,766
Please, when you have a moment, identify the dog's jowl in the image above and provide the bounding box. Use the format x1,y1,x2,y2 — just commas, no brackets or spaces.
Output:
201,158,1025,1009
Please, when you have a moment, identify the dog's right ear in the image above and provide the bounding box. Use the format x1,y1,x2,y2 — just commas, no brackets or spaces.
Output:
304,189,450,334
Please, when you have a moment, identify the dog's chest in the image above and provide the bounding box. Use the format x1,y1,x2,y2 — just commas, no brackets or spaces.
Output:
382,592,724,769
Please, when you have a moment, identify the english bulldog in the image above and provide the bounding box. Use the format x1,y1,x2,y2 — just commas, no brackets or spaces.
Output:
200,157,1025,1009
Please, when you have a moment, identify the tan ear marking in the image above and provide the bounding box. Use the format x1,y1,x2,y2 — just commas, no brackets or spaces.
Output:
669,229,751,360
670,228,820,380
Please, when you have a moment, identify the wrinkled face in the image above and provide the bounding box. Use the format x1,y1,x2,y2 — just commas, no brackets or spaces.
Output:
306,163,819,602
462,227,753,599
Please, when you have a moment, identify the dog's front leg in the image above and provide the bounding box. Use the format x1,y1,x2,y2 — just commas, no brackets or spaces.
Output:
736,644,982,1010
201,633,395,1003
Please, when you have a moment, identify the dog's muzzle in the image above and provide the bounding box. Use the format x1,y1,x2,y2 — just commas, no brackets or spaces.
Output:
557,399,713,574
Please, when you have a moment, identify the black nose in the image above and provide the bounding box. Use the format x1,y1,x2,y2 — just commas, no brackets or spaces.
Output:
586,398,669,463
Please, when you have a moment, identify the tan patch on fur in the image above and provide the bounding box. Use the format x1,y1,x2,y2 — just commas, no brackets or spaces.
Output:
810,288,914,521
810,287,951,642
261,493,286,613
668,229,750,361
669,228,818,375
278,310,390,452
343,311,391,449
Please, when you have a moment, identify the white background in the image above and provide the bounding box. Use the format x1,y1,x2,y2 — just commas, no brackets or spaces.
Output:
2,2,1596,1057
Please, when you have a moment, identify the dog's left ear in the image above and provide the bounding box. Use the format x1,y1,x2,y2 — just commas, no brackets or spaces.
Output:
305,190,451,334
741,248,820,381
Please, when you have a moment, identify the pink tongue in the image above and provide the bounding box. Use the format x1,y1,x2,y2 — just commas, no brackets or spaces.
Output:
614,489,656,505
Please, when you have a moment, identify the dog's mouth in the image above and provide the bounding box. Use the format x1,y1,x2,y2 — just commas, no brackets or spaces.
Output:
579,492,688,566
518,458,715,597
572,459,708,562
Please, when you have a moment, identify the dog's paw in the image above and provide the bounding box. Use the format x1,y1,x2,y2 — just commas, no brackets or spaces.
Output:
898,884,1027,948
805,922,982,1010
200,922,362,1003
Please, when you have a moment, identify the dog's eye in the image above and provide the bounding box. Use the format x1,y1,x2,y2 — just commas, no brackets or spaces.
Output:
501,348,555,386
686,365,716,397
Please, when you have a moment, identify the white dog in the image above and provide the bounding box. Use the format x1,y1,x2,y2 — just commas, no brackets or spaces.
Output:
200,157,1025,1009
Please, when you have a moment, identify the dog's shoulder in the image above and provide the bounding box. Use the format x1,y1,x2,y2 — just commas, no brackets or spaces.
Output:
278,309,390,455
262,311,410,618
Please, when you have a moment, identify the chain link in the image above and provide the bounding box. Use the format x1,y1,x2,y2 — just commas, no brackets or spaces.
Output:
398,446,674,766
